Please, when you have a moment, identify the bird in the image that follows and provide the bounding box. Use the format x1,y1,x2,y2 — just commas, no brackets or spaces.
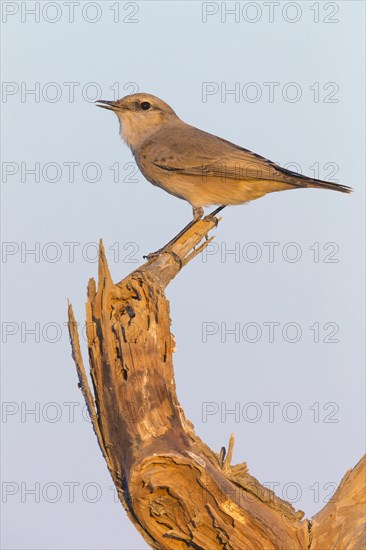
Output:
96,93,352,237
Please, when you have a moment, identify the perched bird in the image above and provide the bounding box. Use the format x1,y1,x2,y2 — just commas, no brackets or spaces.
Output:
96,93,352,224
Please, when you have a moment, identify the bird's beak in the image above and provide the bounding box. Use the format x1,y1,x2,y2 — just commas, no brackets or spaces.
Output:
95,99,121,111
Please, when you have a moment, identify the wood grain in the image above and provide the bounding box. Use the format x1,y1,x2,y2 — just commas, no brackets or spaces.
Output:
68,214,365,549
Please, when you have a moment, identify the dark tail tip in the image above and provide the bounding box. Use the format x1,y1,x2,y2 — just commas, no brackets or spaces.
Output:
309,181,353,194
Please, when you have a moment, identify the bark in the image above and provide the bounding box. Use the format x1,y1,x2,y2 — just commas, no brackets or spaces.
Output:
68,214,365,550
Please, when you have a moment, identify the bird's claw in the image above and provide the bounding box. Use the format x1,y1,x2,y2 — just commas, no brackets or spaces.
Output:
143,247,183,269
204,212,220,228
143,251,160,260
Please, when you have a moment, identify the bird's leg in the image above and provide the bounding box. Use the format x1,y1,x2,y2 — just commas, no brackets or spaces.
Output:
192,206,204,221
144,206,205,261
144,206,227,262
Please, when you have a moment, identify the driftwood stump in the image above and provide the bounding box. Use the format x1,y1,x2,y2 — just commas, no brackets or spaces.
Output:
68,214,365,549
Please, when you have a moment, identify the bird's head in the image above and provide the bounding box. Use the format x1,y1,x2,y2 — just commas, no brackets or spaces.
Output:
96,93,178,151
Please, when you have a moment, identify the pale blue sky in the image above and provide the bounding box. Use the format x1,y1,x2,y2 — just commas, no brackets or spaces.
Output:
1,2,365,549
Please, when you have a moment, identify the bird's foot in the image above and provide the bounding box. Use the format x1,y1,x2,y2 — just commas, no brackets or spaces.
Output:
204,213,220,228
204,205,226,227
142,206,224,266
143,246,183,268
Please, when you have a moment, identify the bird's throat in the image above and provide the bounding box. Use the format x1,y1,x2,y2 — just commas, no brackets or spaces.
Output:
118,116,158,152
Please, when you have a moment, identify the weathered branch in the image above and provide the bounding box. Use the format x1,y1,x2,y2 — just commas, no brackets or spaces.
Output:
68,215,365,549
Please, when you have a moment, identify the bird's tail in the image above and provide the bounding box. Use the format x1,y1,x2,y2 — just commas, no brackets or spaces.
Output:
306,180,353,193
275,165,353,194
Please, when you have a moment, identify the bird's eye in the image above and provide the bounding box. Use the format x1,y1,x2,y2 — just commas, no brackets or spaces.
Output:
140,101,151,111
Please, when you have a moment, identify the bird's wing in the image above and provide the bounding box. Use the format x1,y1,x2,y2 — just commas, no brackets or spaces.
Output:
139,123,351,192
143,124,281,182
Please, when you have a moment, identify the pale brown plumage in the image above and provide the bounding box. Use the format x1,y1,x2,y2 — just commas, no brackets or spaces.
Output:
96,93,352,221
